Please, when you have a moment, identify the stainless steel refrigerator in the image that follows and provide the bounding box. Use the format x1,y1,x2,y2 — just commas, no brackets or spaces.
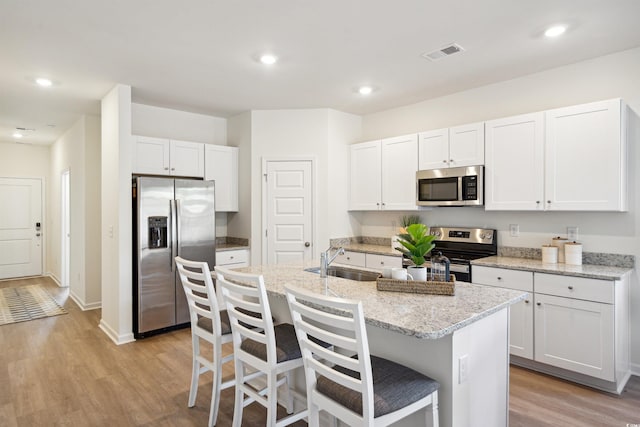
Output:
133,177,216,338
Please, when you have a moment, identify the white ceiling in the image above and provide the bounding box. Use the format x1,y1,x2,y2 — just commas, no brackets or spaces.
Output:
2,0,640,145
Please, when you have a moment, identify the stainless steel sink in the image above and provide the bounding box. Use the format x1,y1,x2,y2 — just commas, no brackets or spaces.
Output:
304,266,381,282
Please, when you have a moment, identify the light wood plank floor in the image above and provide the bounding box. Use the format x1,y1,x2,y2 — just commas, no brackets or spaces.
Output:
1,276,638,426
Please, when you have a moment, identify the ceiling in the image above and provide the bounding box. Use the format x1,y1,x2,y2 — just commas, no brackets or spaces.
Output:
2,0,640,145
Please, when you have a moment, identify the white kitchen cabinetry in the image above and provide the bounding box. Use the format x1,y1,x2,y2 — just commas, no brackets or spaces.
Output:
205,145,239,212
472,266,534,359
335,250,366,267
485,99,627,212
133,135,204,178
472,265,630,392
365,253,402,271
335,250,401,272
349,134,418,211
485,113,544,210
418,122,484,170
545,99,627,211
216,249,249,269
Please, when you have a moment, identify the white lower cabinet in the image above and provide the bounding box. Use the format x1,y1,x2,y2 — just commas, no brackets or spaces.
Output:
472,265,629,391
335,250,401,271
216,249,249,269
472,266,534,358
534,292,614,381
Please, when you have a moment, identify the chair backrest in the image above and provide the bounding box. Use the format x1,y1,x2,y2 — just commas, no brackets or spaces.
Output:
284,285,375,423
215,266,277,363
175,256,222,338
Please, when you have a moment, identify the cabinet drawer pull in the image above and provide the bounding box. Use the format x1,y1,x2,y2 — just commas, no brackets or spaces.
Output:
164,167,169,170
380,261,384,265
346,257,350,260
524,300,530,304
442,160,447,163
536,302,542,306
497,277,502,280
230,256,234,260
568,286,573,290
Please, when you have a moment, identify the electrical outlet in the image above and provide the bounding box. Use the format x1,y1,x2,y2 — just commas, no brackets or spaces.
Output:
459,354,469,384
509,224,520,237
567,226,579,241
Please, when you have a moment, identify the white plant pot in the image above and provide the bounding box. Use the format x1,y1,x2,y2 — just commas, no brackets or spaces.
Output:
407,266,427,282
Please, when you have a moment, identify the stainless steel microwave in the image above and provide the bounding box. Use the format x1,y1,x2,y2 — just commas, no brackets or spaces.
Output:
416,165,484,206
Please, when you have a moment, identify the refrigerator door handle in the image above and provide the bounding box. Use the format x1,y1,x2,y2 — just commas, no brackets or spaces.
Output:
175,199,181,258
170,200,177,272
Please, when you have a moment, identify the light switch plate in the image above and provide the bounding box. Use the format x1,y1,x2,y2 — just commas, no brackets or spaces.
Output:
567,226,578,241
509,224,519,237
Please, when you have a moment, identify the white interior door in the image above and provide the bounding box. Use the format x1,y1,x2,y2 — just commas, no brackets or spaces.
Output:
264,160,313,265
0,177,43,279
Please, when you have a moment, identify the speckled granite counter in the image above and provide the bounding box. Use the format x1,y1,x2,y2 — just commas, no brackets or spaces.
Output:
234,261,525,339
340,243,402,257
216,243,249,252
471,256,632,280
215,236,249,252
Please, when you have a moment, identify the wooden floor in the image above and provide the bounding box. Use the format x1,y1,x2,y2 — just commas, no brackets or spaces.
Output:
1,276,639,426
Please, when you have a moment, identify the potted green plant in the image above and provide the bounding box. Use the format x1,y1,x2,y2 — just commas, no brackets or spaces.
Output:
395,223,436,281
391,215,422,250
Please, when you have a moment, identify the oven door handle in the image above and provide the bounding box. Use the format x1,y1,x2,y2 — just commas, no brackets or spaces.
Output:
424,261,469,274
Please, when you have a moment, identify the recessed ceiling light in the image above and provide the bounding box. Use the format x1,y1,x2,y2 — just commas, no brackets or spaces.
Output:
260,54,278,65
544,25,566,38
358,86,373,95
12,132,24,139
35,77,53,87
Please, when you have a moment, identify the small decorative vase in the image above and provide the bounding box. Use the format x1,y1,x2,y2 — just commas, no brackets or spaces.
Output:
408,266,427,282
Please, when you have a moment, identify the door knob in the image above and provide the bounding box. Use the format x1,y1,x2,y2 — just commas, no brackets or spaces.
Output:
304,242,310,247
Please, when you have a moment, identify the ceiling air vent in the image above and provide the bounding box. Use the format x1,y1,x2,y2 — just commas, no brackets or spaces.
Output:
422,43,465,61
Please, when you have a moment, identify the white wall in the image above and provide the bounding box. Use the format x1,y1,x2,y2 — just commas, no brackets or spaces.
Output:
100,84,134,345
244,109,361,265
131,103,229,237
227,111,252,240
0,142,50,273
357,47,640,372
48,115,101,309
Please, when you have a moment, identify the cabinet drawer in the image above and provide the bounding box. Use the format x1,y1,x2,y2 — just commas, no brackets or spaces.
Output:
365,254,402,270
335,250,366,268
216,249,249,266
472,266,533,292
535,273,613,304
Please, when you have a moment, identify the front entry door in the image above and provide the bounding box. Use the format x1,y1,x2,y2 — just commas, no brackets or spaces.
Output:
264,160,313,264
0,178,43,279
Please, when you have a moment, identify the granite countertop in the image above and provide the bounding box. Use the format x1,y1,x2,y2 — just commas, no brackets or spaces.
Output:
216,243,249,252
341,243,402,257
233,261,525,340
471,256,632,280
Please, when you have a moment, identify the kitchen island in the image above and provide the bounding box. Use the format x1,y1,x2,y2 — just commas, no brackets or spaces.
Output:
232,262,526,427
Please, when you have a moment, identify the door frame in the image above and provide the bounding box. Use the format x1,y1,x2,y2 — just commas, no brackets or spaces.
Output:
261,157,317,265
0,176,46,279
61,169,70,287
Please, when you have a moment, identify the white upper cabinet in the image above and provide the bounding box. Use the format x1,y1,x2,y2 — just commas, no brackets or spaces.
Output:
133,135,204,178
449,122,485,167
204,145,239,212
485,112,545,210
485,99,627,212
418,128,449,170
545,99,627,211
418,122,484,170
381,134,419,210
170,139,205,178
349,134,418,211
133,136,170,175
349,140,382,210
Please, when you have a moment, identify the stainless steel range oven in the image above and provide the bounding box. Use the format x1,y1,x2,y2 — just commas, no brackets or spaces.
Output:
414,226,497,282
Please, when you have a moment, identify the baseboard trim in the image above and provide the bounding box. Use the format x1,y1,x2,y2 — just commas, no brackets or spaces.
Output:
630,362,640,377
99,319,136,345
47,273,63,287
69,291,102,311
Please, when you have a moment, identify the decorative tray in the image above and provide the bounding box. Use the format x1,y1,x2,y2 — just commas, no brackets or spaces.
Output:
376,275,456,296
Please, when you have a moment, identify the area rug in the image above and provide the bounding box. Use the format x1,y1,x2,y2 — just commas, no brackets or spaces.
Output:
0,285,67,326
